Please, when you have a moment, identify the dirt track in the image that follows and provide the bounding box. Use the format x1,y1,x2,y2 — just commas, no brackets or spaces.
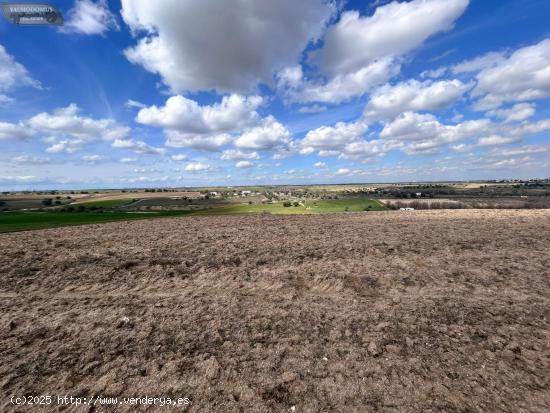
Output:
1,210,549,412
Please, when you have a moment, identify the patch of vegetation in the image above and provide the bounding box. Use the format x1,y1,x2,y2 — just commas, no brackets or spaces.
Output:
0,198,386,232
194,198,386,215
0,210,193,233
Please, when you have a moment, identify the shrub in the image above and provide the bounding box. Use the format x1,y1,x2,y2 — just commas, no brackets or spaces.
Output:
283,201,291,207
293,201,299,207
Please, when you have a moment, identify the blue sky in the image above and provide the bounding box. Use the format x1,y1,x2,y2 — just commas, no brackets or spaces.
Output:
1,0,549,190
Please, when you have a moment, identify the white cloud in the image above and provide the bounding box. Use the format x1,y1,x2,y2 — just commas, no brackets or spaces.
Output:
476,135,520,147
119,157,137,163
299,120,399,160
136,94,263,133
365,79,470,120
235,161,253,169
136,94,283,152
28,104,130,150
486,156,535,169
298,104,327,114
184,162,211,172
171,154,188,161
234,117,292,151
451,51,506,74
336,168,351,175
112,138,165,155
133,167,161,174
472,39,550,110
301,121,368,151
451,111,464,123
81,154,107,164
451,143,470,152
12,155,51,165
318,150,340,157
0,94,14,106
125,99,146,109
121,176,169,183
381,112,489,142
121,0,334,93
0,44,41,99
300,110,548,160
0,121,34,140
490,145,550,157
507,119,550,137
299,147,315,155
341,139,402,159
486,103,536,123
380,112,490,154
380,112,442,141
279,58,400,104
420,67,448,79
220,149,260,161
165,132,231,151
63,0,119,35
314,161,327,168
313,1,469,76
279,0,469,104
46,140,83,154
0,175,38,183
448,118,550,151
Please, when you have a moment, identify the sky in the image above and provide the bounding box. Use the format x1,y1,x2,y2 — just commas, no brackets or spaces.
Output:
0,0,549,190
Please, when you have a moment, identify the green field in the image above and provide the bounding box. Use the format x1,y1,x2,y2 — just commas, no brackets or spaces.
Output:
195,198,386,215
0,199,386,233
0,211,193,233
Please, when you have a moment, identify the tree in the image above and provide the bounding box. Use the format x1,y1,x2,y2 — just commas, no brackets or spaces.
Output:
42,198,52,206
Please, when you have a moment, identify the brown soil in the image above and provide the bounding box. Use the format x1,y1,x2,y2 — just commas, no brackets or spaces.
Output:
1,210,549,412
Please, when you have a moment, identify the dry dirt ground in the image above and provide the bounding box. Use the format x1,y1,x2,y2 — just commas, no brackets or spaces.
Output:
1,210,549,412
